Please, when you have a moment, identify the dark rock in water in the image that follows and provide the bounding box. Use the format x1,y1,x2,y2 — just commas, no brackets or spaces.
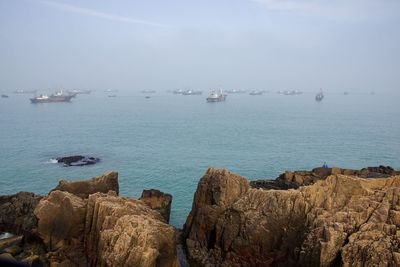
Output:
140,189,173,223
56,155,100,167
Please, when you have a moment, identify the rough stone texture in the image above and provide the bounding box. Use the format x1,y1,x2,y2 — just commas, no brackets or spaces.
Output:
184,168,400,267
85,192,180,267
0,192,42,236
52,171,119,198
34,190,87,266
250,165,399,190
140,189,173,223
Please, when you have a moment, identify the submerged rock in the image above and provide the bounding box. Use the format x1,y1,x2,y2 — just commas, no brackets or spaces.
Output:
184,167,400,266
56,155,100,167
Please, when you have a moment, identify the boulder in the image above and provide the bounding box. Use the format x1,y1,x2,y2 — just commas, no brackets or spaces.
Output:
185,168,400,266
0,192,42,236
140,189,173,223
85,192,179,267
34,190,87,266
52,171,119,198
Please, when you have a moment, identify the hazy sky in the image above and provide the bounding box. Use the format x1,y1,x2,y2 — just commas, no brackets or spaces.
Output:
0,0,399,92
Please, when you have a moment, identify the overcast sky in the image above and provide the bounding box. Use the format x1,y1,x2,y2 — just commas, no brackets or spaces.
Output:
0,0,399,92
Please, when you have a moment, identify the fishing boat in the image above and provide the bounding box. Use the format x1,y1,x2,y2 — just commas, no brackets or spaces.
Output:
315,90,324,101
206,90,227,102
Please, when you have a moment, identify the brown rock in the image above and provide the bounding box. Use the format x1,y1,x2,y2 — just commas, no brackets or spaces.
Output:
52,171,119,198
185,167,400,266
0,235,22,251
35,190,87,251
140,189,173,222
85,192,179,267
0,192,42,236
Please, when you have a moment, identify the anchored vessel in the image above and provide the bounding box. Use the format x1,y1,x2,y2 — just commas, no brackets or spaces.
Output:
182,90,202,95
206,90,227,102
30,91,73,103
315,90,324,101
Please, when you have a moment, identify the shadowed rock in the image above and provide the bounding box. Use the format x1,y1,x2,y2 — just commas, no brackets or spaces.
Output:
52,171,119,198
140,189,173,223
0,192,42,236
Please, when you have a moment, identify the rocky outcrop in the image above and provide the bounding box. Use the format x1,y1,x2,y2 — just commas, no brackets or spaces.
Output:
85,192,180,267
52,171,119,198
34,190,87,266
140,189,173,223
0,171,178,267
0,192,42,236
184,168,400,266
251,165,399,190
56,155,100,166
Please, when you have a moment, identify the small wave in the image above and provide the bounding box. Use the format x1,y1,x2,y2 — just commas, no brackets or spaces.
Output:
47,159,58,164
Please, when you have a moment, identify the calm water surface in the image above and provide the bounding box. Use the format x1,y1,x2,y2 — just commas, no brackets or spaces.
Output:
0,91,399,227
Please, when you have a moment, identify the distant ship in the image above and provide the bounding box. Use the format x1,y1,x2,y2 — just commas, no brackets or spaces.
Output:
206,90,226,102
283,90,302,95
141,90,156,94
249,90,263,95
315,90,324,101
182,90,202,95
1,94,9,98
30,91,73,103
68,89,91,95
226,89,247,94
108,94,117,98
14,89,37,94
172,89,184,94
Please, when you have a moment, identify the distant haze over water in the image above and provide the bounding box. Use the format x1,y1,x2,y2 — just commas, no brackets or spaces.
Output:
0,91,399,227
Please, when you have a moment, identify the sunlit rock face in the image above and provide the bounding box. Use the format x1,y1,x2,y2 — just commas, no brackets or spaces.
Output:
184,168,400,267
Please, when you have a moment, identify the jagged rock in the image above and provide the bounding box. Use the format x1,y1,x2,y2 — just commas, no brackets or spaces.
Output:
140,189,173,223
35,190,87,251
184,168,400,266
250,165,399,190
52,171,119,198
85,192,180,267
0,253,17,263
56,155,100,167
0,192,42,236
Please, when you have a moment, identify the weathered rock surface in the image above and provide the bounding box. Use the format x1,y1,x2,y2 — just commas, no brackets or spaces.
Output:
140,189,173,223
85,192,180,267
184,167,400,266
0,192,42,236
251,165,399,190
34,190,87,266
52,171,119,198
56,155,100,167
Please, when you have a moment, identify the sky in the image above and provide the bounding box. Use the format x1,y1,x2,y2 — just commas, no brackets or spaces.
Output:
0,0,399,92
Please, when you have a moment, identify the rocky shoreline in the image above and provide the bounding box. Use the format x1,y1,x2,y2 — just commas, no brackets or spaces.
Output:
1,166,400,266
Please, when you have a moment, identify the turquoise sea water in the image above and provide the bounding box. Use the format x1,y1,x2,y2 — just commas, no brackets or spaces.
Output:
0,91,399,227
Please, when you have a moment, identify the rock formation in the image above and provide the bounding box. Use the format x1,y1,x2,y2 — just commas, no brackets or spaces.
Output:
0,171,178,267
184,167,400,266
52,171,119,198
251,165,399,190
0,192,42,236
140,189,173,223
56,155,100,167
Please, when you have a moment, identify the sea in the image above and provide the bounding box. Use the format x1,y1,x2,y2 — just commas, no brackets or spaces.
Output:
1,91,399,227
